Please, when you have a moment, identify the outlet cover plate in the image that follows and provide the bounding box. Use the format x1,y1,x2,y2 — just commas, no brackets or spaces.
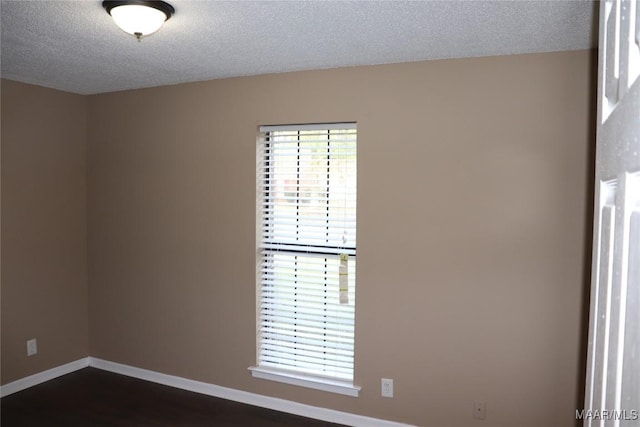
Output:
27,339,37,356
381,378,393,398
473,402,486,420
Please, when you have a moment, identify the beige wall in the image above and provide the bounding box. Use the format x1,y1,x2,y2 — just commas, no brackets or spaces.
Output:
86,50,595,427
1,80,88,384
0,50,594,426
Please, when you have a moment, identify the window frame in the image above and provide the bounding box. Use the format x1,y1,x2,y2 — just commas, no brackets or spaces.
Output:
250,123,360,397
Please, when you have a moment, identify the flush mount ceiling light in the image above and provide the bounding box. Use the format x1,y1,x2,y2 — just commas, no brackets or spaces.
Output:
103,1,174,41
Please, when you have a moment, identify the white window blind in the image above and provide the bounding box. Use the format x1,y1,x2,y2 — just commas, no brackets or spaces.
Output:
256,123,357,384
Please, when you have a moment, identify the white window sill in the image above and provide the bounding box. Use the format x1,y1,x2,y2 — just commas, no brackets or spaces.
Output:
248,366,360,397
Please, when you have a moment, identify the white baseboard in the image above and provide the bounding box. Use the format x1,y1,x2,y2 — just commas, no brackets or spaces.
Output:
2,357,415,427
88,357,415,427
0,357,90,397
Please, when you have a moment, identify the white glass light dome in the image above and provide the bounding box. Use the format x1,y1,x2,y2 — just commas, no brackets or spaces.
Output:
103,1,174,40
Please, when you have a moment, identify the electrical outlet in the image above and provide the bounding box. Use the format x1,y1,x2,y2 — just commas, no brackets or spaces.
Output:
381,378,393,398
27,339,37,356
473,402,486,420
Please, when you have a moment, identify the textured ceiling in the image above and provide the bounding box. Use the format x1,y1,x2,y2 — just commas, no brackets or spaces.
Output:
1,0,597,95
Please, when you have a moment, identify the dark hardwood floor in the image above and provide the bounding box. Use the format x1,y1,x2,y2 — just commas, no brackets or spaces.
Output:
1,368,346,426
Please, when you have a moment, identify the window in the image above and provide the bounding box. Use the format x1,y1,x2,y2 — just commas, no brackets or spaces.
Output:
250,123,358,396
